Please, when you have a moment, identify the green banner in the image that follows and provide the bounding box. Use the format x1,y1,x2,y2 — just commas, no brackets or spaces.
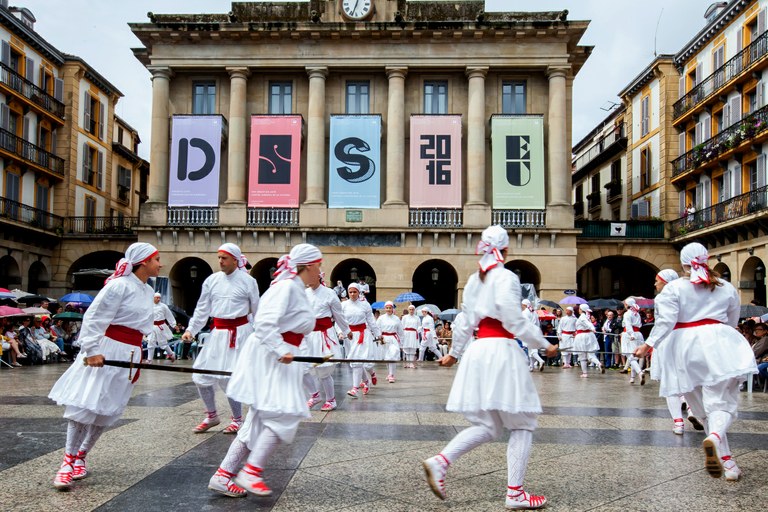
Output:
491,115,545,209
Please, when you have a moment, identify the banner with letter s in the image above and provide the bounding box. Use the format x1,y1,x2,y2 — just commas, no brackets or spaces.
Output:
491,115,545,209
328,115,381,209
409,115,462,207
248,115,302,207
168,115,222,206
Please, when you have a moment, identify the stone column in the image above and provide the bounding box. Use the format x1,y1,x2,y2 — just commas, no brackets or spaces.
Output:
547,66,570,208
465,66,489,206
304,66,328,205
384,66,407,206
147,66,172,204
226,67,249,204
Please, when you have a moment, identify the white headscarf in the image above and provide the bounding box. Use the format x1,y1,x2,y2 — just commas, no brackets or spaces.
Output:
153,292,162,298
521,299,533,311
566,306,574,312
475,225,509,272
624,297,639,313
656,269,679,284
106,242,158,283
680,242,711,284
271,243,322,285
385,300,395,312
218,243,248,273
421,307,432,317
580,304,592,314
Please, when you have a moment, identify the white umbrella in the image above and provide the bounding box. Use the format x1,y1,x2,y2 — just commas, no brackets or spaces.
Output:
417,304,441,316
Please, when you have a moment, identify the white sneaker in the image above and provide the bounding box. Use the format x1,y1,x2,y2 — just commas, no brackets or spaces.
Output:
702,433,723,478
673,420,684,435
723,457,742,481
422,454,449,500
505,487,547,510
208,468,247,498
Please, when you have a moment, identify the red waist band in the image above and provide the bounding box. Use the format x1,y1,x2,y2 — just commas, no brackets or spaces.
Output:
213,316,249,348
674,319,723,329
576,329,593,334
153,320,165,326
350,323,366,344
561,330,575,335
105,324,143,346
281,331,304,347
624,326,640,332
314,317,333,331
404,327,417,332
476,318,515,339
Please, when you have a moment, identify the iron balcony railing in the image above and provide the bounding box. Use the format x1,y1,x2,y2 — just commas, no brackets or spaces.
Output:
670,184,768,236
0,196,62,231
167,207,219,227
573,123,626,172
0,62,65,119
491,209,546,228
576,220,665,239
673,103,768,177
0,127,64,177
674,29,768,120
246,207,299,227
409,208,463,228
573,201,584,217
587,192,601,211
65,216,138,235
606,181,623,203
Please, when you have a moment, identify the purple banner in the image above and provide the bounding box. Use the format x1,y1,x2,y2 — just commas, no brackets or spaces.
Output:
168,115,222,207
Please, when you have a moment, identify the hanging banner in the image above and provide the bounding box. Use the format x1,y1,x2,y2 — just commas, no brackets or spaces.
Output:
168,115,222,207
248,115,302,207
409,115,462,207
328,115,381,209
491,115,545,209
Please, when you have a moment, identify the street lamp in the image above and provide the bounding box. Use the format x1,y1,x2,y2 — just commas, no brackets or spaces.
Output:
755,265,764,283
189,265,198,280
431,267,439,283
350,267,358,281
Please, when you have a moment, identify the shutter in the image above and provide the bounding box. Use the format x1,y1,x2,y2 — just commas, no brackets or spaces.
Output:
98,101,105,140
81,142,89,182
737,28,744,53
679,131,686,156
704,179,712,208
723,169,732,198
0,40,9,67
696,182,704,209
51,128,57,155
22,115,28,141
631,203,639,219
24,57,34,84
759,8,767,35
678,76,685,99
758,154,767,189
83,91,91,130
695,63,702,86
97,150,103,190
0,103,8,131
53,78,63,101
724,103,731,127
702,114,711,141
679,190,686,215
759,81,766,109
734,164,742,196
695,121,702,145
639,200,650,217
730,95,741,124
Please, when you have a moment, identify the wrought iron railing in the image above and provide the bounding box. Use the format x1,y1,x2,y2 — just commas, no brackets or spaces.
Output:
0,62,65,119
573,123,626,171
246,207,299,227
0,127,64,176
65,216,138,235
673,103,768,177
670,184,768,236
167,207,219,226
587,192,601,211
576,220,665,239
573,201,584,217
674,30,768,119
409,208,463,228
0,196,62,231
491,209,546,228
606,182,623,202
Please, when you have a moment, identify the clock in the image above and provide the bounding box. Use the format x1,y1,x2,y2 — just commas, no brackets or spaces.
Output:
341,0,373,21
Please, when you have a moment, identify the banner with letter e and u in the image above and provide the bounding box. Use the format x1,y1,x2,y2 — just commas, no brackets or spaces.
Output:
490,115,545,209
248,115,303,207
168,115,223,206
328,115,382,209
409,115,462,207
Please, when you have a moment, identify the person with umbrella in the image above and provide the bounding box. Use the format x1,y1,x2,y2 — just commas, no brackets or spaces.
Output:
48,242,161,490
146,293,177,363
401,304,421,368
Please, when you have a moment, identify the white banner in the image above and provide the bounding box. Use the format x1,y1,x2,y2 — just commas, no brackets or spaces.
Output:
610,223,627,237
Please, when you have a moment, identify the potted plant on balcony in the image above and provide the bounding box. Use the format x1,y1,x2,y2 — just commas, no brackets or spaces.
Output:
604,180,621,195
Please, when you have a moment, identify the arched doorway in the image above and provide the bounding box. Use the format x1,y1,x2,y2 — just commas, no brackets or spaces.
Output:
740,256,766,306
412,259,458,311
169,257,214,314
251,257,278,295
330,259,377,302
68,251,123,294
28,261,50,294
578,256,658,300
712,262,731,283
504,260,541,293
0,255,21,289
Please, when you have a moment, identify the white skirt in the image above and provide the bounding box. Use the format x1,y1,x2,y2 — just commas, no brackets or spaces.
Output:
148,324,173,347
49,336,141,425
446,337,542,415
305,328,343,378
382,334,401,360
621,331,644,354
192,324,253,384
346,329,373,361
573,332,598,353
558,333,575,351
656,323,757,397
402,329,419,351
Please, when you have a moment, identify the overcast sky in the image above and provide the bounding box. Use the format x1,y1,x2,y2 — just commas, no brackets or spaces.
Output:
21,0,710,158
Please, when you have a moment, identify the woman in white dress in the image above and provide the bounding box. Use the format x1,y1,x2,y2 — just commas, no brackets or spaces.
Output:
342,283,381,398
557,307,577,368
146,293,177,362
49,242,161,490
209,244,321,498
419,308,443,362
621,297,645,384
573,304,604,377
635,243,757,482
376,301,405,383
422,225,558,510
401,305,421,368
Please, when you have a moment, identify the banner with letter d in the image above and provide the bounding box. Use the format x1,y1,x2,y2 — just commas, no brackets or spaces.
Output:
168,115,222,207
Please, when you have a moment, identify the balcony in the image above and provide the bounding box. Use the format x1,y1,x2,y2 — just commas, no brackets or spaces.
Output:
576,220,665,239
491,209,546,228
0,63,65,121
246,207,299,227
573,123,627,174
605,181,623,203
672,103,768,180
587,191,601,212
0,127,64,178
65,216,139,236
0,196,62,232
573,201,584,218
167,206,218,227
409,208,463,228
674,30,768,122
670,185,768,237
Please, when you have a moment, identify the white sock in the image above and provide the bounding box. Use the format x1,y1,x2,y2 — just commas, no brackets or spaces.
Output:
197,385,217,416
65,421,88,455
79,424,105,452
507,430,533,488
320,375,335,401
441,424,498,463
220,438,250,474
388,362,396,376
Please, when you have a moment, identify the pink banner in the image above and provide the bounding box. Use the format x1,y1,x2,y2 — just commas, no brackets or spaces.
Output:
248,115,302,207
409,115,462,207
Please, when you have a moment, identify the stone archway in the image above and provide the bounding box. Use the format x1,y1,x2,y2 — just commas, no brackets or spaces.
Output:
68,250,124,294
330,258,377,302
0,254,21,289
504,260,541,293
740,256,766,306
578,256,658,300
712,262,732,283
411,259,458,311
169,257,214,314
250,257,279,295
27,261,50,294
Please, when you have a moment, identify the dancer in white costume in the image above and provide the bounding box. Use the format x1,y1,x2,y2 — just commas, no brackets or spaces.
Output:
304,272,350,412
521,299,545,371
343,283,381,398
146,293,177,362
209,244,321,498
422,225,558,510
635,243,757,481
419,308,443,362
377,301,405,383
573,304,604,378
621,297,645,385
557,307,577,368
401,305,421,368
49,243,161,490
182,243,260,434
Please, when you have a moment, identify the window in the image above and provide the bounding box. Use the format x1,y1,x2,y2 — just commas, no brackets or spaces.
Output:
424,81,448,114
749,161,759,191
35,181,49,211
269,82,292,115
591,176,600,194
117,165,131,204
631,199,650,219
192,82,216,115
502,81,526,114
640,147,651,190
40,67,54,96
748,89,758,115
346,81,370,114
81,144,103,189
575,183,583,202
640,95,650,137
117,126,124,146
5,171,19,202
83,92,105,140
610,159,622,184
713,45,725,89
84,195,96,231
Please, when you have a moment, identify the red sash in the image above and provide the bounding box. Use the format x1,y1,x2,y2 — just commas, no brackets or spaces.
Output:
350,323,366,344
576,330,593,335
674,319,722,329
382,331,400,343
404,327,417,332
624,326,640,332
314,317,335,350
213,316,249,348
104,325,142,383
476,318,515,339
153,320,165,326
281,331,303,347
561,330,575,335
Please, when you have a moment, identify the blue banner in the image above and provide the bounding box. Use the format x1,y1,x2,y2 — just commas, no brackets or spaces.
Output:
328,115,381,209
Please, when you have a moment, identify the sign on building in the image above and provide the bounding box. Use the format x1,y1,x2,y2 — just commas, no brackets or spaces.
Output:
248,115,303,207
168,115,223,207
409,115,462,207
328,115,382,208
491,115,545,209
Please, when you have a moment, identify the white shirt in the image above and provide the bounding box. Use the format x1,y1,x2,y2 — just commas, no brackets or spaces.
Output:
306,284,350,336
401,313,421,333
377,313,404,339
575,314,595,332
558,314,577,334
187,270,260,336
622,310,642,332
341,298,381,337
251,277,315,357
153,302,176,328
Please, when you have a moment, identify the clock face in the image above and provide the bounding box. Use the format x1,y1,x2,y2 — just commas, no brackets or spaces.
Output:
341,0,373,21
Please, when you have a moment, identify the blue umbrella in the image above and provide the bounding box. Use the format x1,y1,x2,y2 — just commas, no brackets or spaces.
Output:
395,292,425,302
370,301,388,310
438,308,460,321
60,292,95,305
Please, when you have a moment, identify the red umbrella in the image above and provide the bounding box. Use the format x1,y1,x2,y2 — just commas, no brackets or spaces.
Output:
536,309,556,320
0,288,10,292
635,298,654,309
0,305,27,317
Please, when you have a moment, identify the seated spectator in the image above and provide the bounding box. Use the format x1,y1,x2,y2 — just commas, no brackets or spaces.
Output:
32,316,62,360
437,321,452,356
16,317,43,364
2,317,27,367
752,323,768,380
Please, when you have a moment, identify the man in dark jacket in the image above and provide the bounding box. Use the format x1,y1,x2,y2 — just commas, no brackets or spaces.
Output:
601,309,622,368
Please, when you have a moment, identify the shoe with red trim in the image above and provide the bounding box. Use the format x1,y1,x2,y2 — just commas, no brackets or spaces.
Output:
72,450,88,480
167,352,177,362
361,382,370,395
673,420,684,435
208,468,247,497
53,453,76,490
505,486,547,510
234,464,272,497
306,392,322,409
422,454,449,500
347,387,359,398
703,433,724,478
222,416,243,434
194,413,221,433
370,372,377,385
320,399,337,411
722,456,742,481
688,414,705,431
387,374,395,383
